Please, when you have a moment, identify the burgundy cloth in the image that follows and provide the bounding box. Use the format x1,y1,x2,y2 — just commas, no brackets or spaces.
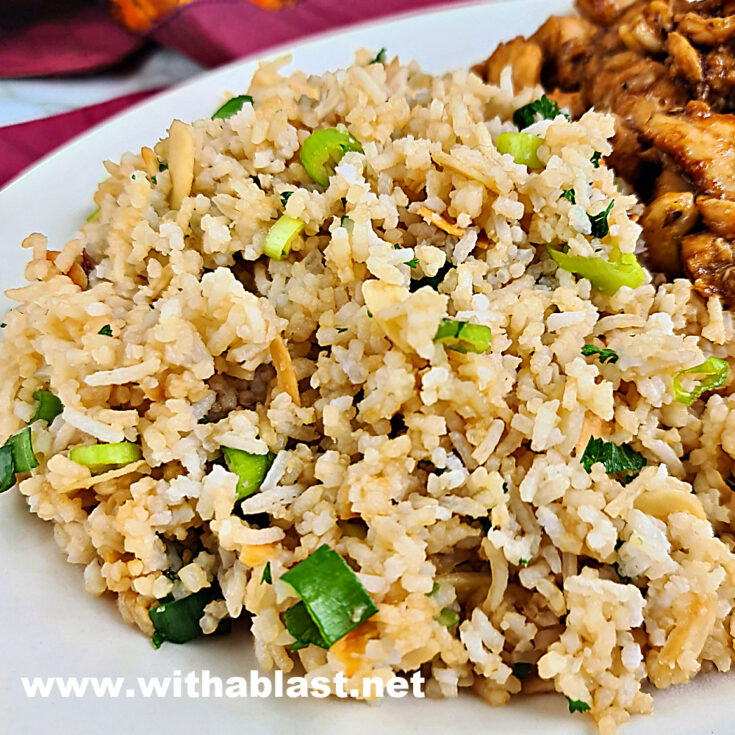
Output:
0,0,466,189
0,90,158,188
150,0,448,69
0,3,142,79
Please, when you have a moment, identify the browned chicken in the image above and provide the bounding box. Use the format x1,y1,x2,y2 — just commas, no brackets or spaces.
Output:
697,195,735,235
640,192,699,276
681,232,735,296
472,0,735,303
471,36,543,89
643,101,735,199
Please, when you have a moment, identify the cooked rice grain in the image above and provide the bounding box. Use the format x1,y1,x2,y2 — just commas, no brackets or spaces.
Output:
2,51,735,733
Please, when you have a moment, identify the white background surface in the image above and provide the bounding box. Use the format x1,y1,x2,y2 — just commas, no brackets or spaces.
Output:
0,48,203,127
1,1,733,732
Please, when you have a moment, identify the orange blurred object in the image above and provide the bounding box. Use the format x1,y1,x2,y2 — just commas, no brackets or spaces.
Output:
110,0,294,31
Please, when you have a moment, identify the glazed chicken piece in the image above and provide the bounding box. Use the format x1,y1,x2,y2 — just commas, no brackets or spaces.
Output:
576,0,638,24
677,11,735,46
643,101,735,199
667,32,704,85
472,36,543,89
697,195,735,235
640,192,699,275
681,232,735,299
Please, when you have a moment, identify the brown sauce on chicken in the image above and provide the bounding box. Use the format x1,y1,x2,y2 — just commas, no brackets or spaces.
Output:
472,0,735,302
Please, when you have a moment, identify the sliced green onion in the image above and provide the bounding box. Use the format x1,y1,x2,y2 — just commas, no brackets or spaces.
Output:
300,127,363,187
433,318,492,354
148,588,215,645
98,324,113,337
281,544,378,648
212,94,253,120
5,427,38,473
86,207,100,223
496,132,544,169
263,215,305,260
69,441,141,468
426,581,440,597
561,188,576,204
280,191,294,207
222,447,275,499
548,245,645,296
591,152,602,168
283,601,329,651
31,389,63,424
0,445,14,493
435,608,460,628
673,356,729,406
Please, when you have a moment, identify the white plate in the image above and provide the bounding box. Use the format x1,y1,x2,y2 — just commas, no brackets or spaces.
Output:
1,1,732,732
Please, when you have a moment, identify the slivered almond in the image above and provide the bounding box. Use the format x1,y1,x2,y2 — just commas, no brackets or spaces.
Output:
140,146,158,177
575,413,607,456
416,205,465,238
168,119,195,210
45,251,88,289
66,460,149,491
270,335,301,407
634,486,706,520
432,149,496,191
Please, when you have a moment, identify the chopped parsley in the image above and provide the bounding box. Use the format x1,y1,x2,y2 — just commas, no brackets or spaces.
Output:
411,262,452,292
513,95,569,130
97,324,113,337
513,662,533,681
561,188,576,204
591,152,602,168
151,175,157,185
197,416,209,424
580,436,646,482
369,48,387,65
158,162,168,171
1,323,7,328
335,327,348,334
582,344,619,364
566,697,591,714
280,191,294,206
261,561,272,585
588,200,614,239
518,558,530,566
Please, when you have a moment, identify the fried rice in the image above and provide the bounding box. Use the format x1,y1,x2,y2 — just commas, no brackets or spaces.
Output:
2,51,735,734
